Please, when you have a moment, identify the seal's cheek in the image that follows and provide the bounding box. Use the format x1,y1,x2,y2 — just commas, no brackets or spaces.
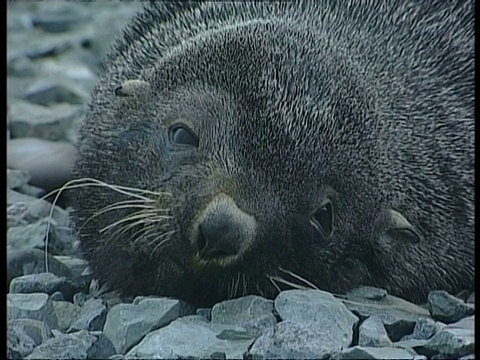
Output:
189,193,257,268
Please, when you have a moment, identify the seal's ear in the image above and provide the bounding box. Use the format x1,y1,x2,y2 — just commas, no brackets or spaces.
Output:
376,209,423,245
114,79,151,97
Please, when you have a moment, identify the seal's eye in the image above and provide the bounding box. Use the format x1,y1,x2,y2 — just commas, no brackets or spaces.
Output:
169,124,199,147
310,200,334,238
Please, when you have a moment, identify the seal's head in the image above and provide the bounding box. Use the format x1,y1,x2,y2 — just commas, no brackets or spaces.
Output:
71,2,474,306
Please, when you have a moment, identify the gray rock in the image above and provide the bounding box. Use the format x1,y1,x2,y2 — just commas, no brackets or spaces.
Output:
337,346,415,359
110,355,127,360
25,330,116,360
52,300,82,333
8,318,52,346
127,315,255,359
211,295,277,336
417,315,474,359
275,290,358,347
7,292,58,329
7,189,70,227
8,100,83,141
7,219,48,250
346,286,388,301
9,272,77,300
7,322,36,359
401,317,440,341
103,297,195,354
16,184,47,198
427,290,475,323
196,308,212,321
393,339,429,352
358,316,393,347
458,354,475,360
7,55,37,77
54,256,89,278
466,292,474,304
24,80,86,105
8,138,76,192
7,248,74,286
32,12,83,33
7,169,31,189
73,292,89,307
68,297,107,332
249,320,347,359
341,294,431,324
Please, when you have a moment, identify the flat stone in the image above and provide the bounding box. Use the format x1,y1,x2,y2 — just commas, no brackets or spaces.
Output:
401,317,441,340
127,315,255,359
68,297,107,332
54,256,89,278
7,292,58,329
24,80,86,105
7,55,37,77
103,297,194,354
427,290,475,323
347,286,388,301
8,138,76,192
7,220,49,251
7,322,36,359
8,100,83,141
9,272,77,301
337,345,415,359
211,295,276,336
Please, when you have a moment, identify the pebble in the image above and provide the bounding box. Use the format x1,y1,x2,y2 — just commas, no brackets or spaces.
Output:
52,300,82,332
427,290,475,323
8,318,53,346
358,316,393,347
7,168,31,189
103,297,194,354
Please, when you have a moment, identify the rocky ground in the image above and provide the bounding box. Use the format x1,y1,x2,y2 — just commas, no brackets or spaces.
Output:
6,1,475,359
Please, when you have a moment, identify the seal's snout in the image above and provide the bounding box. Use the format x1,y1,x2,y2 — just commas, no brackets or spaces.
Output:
193,194,256,261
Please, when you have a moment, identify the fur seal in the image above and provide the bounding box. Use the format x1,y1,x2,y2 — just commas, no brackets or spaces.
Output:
70,1,474,307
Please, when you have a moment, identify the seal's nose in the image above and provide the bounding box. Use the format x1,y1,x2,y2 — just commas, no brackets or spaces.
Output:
196,216,240,258
192,194,257,260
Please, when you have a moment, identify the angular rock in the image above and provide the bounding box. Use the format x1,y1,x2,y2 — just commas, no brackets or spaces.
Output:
417,315,474,359
7,219,48,251
54,256,89,278
8,318,52,346
427,290,475,323
358,316,392,347
7,248,74,286
127,315,255,359
196,308,212,321
68,297,107,332
275,290,358,347
7,292,58,329
16,184,47,198
401,317,441,341
7,322,36,359
249,320,348,359
103,297,194,354
52,301,82,333
24,80,86,105
7,189,70,227
7,169,31,189
337,346,415,359
32,14,82,33
25,330,115,360
346,286,388,301
211,295,276,336
8,100,82,141
9,272,77,300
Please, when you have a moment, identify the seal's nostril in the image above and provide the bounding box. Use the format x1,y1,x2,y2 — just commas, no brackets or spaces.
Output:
195,219,240,259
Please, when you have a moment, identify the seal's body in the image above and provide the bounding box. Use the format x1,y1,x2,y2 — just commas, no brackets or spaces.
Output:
71,1,474,306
